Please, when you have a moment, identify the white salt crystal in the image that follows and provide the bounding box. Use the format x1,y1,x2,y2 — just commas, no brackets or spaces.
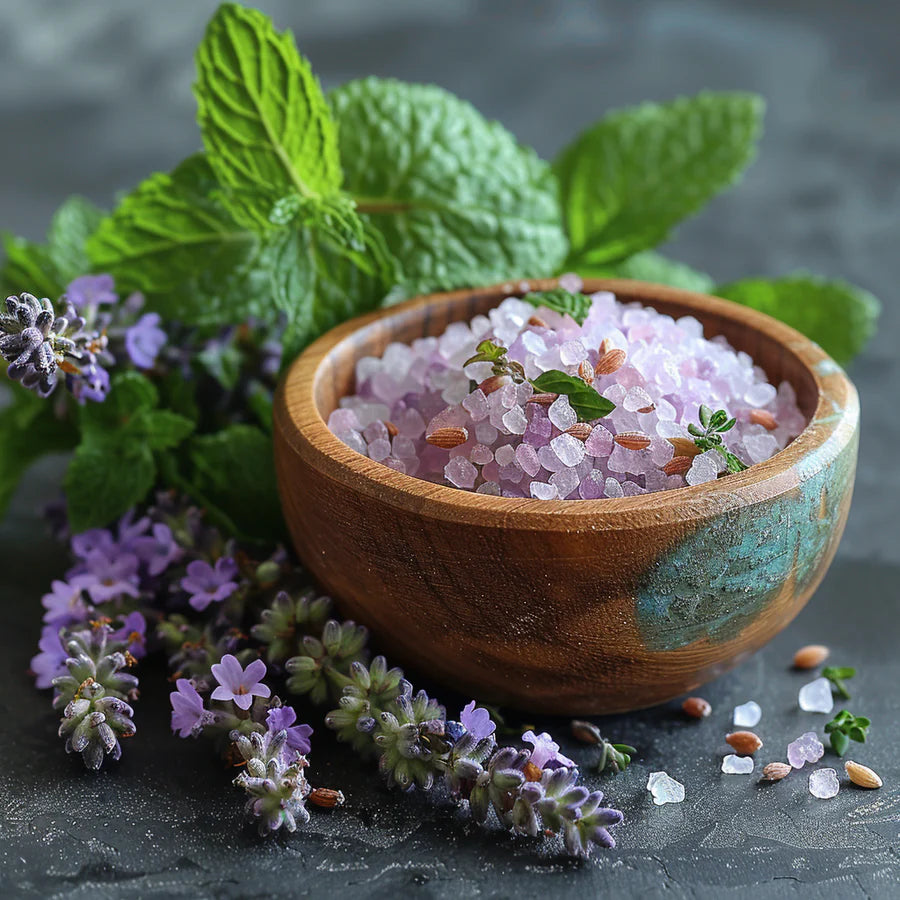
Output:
530,481,559,500
745,381,777,407
560,339,588,366
558,272,583,293
733,701,762,727
623,386,654,413
808,768,840,799
550,467,580,499
444,456,477,489
469,444,494,466
494,444,517,468
647,771,685,805
515,443,541,477
686,450,720,486
501,406,528,435
743,432,779,464
498,383,518,409
522,331,547,355
368,438,392,462
334,429,367,456
721,754,755,774
462,389,489,422
604,477,624,499
548,395,577,431
550,433,586,467
798,677,834,714
537,444,566,473
352,403,391,428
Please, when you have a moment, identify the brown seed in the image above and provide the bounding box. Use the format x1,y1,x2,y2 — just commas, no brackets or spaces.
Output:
578,359,594,385
599,338,612,355
614,431,651,451
425,426,469,449
637,404,656,414
726,731,764,755
478,374,511,395
761,762,792,782
682,696,712,719
845,760,883,789
793,644,830,670
309,788,346,808
384,420,399,438
528,314,549,328
527,392,558,406
663,456,693,476
667,437,702,458
571,720,603,744
595,348,627,375
749,408,778,431
523,761,543,782
566,423,593,442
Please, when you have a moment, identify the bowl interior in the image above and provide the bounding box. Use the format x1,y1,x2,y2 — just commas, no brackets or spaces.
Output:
312,280,819,430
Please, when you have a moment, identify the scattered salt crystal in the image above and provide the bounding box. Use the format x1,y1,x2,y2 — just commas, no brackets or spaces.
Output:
722,754,755,774
787,731,825,769
799,677,834,714
548,395,577,431
647,771,685,805
530,481,559,500
501,406,528,435
733,701,762,727
494,444,517,467
808,768,840,799
550,433,586,468
444,456,477,489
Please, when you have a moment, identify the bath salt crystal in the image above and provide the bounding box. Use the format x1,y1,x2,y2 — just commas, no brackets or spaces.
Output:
733,701,762,727
623,386,654,413
475,422,498,445
745,381,777,407
605,477,624,499
530,481,559,500
550,433,586,468
498,383,519,409
584,424,613,457
392,436,417,459
787,731,825,769
686,450,720,486
799,677,834,714
522,331,547,356
501,406,528,435
560,339,587,366
515,443,541,477
548,395,577,431
621,481,647,496
495,444,518,468
550,467,580,499
444,456,477,489
368,438,392,462
334,429,367,456
470,444,494,466
558,272,583,293
647,771,685,805
743,432,779,464
328,408,361,432
809,768,840,799
363,420,389,443
722,754,755,774
462,389,489,421
476,481,501,495
352,402,391,428
395,407,426,438
579,470,606,499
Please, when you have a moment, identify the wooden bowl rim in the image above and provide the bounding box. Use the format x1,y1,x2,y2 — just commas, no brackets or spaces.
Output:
274,278,859,531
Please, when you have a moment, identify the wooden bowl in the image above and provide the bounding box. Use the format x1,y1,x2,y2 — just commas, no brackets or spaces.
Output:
273,279,858,714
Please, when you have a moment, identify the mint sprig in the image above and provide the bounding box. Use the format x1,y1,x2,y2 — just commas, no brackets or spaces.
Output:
824,710,871,757
522,289,592,325
822,665,856,700
531,370,615,422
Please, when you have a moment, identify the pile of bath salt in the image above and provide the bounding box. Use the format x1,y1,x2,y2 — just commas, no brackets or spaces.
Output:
327,287,806,499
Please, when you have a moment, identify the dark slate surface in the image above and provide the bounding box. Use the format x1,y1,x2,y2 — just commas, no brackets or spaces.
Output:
0,1,898,897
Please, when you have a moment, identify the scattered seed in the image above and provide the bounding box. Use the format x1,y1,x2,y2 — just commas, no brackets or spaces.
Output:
682,696,712,719
761,762,792,782
309,788,345,808
526,392,558,406
793,644,830,670
845,760,883,789
595,348,627,375
571,720,603,744
528,314,549,329
384,420,399,438
726,731,764,755
578,359,594,385
614,431,651,451
637,404,656,414
750,408,778,430
565,423,593,442
663,456,693,476
425,426,469,449
666,437,702,458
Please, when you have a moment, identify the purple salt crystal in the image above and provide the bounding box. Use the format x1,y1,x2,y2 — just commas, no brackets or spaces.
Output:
368,438,392,462
444,456,477,489
328,408,361,432
579,471,606,499
515,442,541,477
495,444,517,467
584,424,613,457
470,444,494,465
462,389,489,421
787,731,825,769
550,467,580,499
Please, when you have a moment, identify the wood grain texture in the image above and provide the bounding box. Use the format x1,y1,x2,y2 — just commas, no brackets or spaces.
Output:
273,279,859,714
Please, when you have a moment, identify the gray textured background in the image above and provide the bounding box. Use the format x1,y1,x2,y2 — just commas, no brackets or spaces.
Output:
0,1,897,897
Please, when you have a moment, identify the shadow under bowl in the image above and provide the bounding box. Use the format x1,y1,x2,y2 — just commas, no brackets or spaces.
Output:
273,278,858,714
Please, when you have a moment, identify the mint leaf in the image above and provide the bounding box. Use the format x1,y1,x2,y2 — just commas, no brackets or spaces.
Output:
555,92,764,267
530,370,615,421
523,289,592,324
715,275,879,365
581,251,715,293
0,387,77,517
194,3,341,227
0,236,61,299
189,424,283,542
330,77,567,298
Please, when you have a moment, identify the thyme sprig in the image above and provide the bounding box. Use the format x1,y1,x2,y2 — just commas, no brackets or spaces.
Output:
688,404,748,473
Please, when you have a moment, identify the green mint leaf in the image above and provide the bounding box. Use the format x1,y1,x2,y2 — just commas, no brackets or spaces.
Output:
576,251,715,294
464,340,508,367
523,289,592,324
189,424,284,542
530,370,615,421
136,410,196,451
0,235,61,299
699,405,713,428
555,92,764,267
46,196,105,282
0,387,77,517
330,77,567,298
829,729,849,757
715,275,880,365
194,4,341,226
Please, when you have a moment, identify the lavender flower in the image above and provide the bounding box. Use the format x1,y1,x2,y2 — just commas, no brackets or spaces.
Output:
130,522,181,576
266,706,313,756
79,549,140,603
460,701,496,740
522,730,576,770
65,274,117,309
211,654,270,710
31,626,69,688
41,575,95,627
70,527,116,560
125,312,166,369
182,558,239,611
110,610,147,658
170,678,206,737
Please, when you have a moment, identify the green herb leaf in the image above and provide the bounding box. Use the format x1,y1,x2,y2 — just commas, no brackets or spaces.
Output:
830,729,849,757
189,424,284,543
822,665,856,699
577,251,715,294
824,709,870,756
530,370,615,421
522,289,592,324
464,340,509,367
194,3,341,226
715,275,880,366
555,92,764,267
330,77,567,298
